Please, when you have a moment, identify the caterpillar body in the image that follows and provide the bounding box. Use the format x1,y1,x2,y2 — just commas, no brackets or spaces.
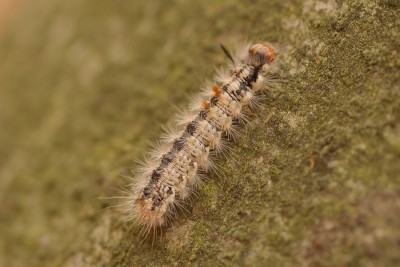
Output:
128,43,277,234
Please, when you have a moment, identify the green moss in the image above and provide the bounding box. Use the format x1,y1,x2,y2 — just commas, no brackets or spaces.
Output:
0,0,399,266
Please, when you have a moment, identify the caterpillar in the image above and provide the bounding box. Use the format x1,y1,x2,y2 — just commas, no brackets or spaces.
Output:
127,42,277,235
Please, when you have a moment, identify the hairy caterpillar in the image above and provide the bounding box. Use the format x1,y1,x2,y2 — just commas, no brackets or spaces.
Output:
127,42,277,235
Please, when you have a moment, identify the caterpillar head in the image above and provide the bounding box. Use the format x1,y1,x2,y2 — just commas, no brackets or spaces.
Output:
248,43,276,67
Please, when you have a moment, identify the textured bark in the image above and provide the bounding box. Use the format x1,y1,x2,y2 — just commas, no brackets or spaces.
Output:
0,0,399,266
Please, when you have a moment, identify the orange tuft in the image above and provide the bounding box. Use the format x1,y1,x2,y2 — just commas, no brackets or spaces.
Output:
212,85,221,97
202,101,211,109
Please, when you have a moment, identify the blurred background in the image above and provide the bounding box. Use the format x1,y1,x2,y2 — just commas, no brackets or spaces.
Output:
0,0,399,266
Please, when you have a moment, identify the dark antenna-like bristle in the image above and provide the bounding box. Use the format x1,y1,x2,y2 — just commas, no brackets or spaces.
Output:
220,44,235,65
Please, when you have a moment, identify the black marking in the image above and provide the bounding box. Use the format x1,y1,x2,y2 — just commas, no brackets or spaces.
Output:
215,101,230,116
239,81,250,91
143,186,152,198
244,66,259,85
186,121,198,135
173,135,186,151
199,109,209,119
161,152,174,165
222,84,239,102
210,96,218,106
151,167,163,183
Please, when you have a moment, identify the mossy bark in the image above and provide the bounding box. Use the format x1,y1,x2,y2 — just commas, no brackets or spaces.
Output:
0,0,399,266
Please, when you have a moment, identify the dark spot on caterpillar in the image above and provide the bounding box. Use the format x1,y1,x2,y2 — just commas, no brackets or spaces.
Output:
173,135,186,150
143,186,152,198
151,167,163,182
186,121,198,135
161,152,174,164
239,81,250,91
199,109,209,119
246,67,259,84
210,96,218,106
